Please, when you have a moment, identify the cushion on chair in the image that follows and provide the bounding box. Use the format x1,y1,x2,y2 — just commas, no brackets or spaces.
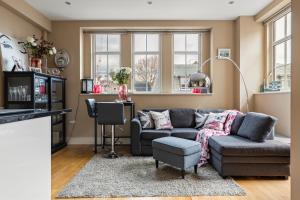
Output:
237,112,277,142
169,108,196,128
140,129,171,140
152,136,200,156
171,128,199,140
208,135,290,157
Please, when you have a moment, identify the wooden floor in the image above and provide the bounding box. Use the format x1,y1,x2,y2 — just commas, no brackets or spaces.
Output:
52,145,290,200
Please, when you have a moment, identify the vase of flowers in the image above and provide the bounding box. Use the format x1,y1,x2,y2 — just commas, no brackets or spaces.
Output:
21,35,56,71
111,67,132,101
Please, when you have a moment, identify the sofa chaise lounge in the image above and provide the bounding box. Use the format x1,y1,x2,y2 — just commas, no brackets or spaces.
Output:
131,108,290,178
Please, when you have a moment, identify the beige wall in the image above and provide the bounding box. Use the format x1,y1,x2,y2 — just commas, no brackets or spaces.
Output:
0,4,43,107
0,0,52,31
235,16,264,112
291,0,300,199
254,92,290,137
48,20,239,143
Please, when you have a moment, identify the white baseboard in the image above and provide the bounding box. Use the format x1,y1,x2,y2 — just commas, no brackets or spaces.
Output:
68,137,130,145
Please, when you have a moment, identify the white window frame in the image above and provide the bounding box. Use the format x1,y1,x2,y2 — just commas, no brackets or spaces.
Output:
131,33,162,93
172,32,202,93
92,33,121,93
268,9,291,91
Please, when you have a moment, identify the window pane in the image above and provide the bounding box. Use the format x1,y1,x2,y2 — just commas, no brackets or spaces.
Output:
95,54,107,78
174,54,185,65
133,34,161,92
274,16,285,42
186,54,199,76
186,34,198,51
95,34,107,52
147,34,159,52
108,35,120,52
174,34,185,51
287,12,291,36
134,54,147,91
146,54,160,91
274,42,285,67
287,39,291,64
134,34,146,52
108,55,120,74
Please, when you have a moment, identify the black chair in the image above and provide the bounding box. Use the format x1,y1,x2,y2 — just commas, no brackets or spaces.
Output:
85,99,104,153
96,102,126,158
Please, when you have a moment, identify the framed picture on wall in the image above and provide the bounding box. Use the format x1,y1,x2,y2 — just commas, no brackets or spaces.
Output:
218,48,231,59
0,33,28,71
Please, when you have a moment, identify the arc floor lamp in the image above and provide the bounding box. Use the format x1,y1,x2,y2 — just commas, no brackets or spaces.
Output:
198,56,250,112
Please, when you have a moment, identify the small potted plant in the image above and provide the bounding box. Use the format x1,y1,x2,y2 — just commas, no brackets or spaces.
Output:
111,67,132,101
21,35,56,70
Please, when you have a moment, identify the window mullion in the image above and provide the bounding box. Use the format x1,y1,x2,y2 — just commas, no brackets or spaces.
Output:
185,34,187,92
146,34,148,92
106,34,109,84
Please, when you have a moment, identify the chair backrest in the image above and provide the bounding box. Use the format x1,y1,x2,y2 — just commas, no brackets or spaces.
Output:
85,99,96,118
96,102,125,125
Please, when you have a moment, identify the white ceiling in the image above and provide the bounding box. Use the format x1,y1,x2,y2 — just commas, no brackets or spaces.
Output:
25,0,273,21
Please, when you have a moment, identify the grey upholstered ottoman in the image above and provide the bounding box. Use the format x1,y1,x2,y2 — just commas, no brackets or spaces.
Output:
152,136,201,178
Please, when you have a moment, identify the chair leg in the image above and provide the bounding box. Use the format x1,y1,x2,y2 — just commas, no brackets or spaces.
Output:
94,118,97,153
104,125,118,159
102,125,105,149
155,160,159,168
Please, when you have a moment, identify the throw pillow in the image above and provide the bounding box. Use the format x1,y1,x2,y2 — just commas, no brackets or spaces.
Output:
237,112,277,142
195,112,208,129
137,111,154,129
150,110,173,130
223,110,243,134
230,114,246,135
203,112,228,131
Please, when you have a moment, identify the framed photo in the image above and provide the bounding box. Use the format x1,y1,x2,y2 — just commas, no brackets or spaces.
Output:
218,48,231,59
29,67,42,73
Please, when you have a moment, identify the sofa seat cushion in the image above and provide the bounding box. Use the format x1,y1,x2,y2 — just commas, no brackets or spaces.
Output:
152,136,200,156
208,135,290,157
170,128,199,140
169,108,196,128
140,129,171,140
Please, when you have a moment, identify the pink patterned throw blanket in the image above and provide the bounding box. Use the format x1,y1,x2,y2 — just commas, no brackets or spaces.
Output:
195,110,242,166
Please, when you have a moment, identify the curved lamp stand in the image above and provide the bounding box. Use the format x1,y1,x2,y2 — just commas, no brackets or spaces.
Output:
201,56,250,112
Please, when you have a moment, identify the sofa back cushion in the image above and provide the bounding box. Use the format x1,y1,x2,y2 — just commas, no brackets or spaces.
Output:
137,111,155,129
237,112,277,142
230,114,246,135
197,109,224,114
169,108,196,128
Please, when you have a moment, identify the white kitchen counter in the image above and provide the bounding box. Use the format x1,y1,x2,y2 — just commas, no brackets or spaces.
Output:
0,115,51,200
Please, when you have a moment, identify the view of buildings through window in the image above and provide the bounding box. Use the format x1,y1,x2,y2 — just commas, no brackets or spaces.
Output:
92,32,202,93
173,33,201,92
271,11,291,90
93,34,121,93
132,33,161,92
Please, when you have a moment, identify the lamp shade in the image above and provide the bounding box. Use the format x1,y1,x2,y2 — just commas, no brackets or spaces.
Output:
188,72,211,88
81,79,94,94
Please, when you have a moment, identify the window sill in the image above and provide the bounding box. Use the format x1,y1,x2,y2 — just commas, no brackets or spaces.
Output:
254,91,291,95
80,93,213,96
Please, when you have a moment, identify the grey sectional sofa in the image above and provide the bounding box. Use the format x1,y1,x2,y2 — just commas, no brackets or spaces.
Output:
131,108,290,178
